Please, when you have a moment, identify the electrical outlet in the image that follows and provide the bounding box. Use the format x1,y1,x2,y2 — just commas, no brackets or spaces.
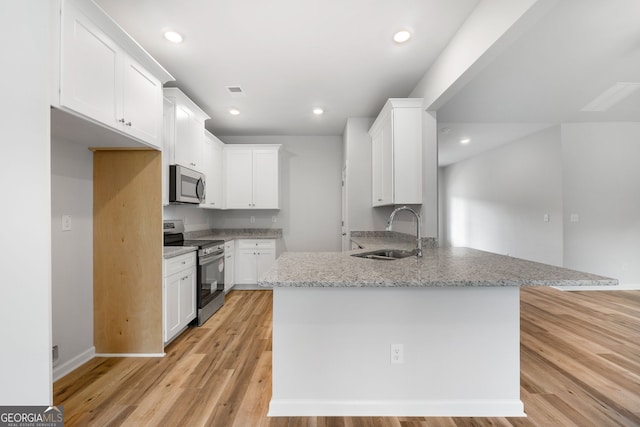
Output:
52,345,59,365
250,216,255,224
543,214,550,222
272,215,277,223
570,213,580,223
391,344,404,364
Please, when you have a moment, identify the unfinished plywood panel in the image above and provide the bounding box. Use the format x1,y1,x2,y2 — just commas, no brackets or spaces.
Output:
94,150,163,354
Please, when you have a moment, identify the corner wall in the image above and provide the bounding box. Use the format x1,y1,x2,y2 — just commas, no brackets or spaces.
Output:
562,122,640,288
51,138,95,379
442,126,563,266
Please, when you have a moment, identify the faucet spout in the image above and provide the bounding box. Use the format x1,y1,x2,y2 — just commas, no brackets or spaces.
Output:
386,206,422,257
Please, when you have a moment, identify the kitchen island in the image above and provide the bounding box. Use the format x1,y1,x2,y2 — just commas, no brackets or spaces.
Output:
259,239,616,417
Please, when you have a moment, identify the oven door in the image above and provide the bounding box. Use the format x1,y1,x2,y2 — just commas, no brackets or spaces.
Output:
198,251,225,309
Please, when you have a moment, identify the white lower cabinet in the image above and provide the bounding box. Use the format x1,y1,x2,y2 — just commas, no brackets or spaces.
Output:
163,252,197,344
224,240,235,292
235,240,276,285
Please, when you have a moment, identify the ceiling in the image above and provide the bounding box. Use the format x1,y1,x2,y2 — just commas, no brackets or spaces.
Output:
95,0,640,165
95,0,480,136
437,0,640,165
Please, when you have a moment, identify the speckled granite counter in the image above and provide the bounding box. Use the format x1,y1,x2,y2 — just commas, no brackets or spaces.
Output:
185,228,282,241
163,246,197,259
260,239,616,288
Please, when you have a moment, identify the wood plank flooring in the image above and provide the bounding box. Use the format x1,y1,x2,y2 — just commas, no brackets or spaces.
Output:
54,287,640,426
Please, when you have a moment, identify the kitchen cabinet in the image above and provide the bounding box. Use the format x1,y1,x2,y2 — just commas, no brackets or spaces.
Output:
200,131,224,209
224,145,281,209
235,240,276,285
54,0,170,149
163,88,210,173
369,98,423,207
163,251,197,344
224,240,235,292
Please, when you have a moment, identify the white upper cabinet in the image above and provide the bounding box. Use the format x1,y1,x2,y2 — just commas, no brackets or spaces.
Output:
224,145,281,209
163,88,210,174
54,0,172,149
200,131,224,209
369,98,423,207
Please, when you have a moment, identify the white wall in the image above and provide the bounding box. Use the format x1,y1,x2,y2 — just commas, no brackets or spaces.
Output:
163,204,213,232
562,123,640,287
0,0,52,404
343,118,393,233
202,135,343,252
443,126,563,266
51,138,95,379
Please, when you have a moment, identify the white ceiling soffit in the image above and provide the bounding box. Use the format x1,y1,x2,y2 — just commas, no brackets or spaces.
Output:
436,0,640,165
95,0,480,136
437,122,554,166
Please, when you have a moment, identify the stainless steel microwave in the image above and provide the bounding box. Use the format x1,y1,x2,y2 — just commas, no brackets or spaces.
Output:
169,165,205,204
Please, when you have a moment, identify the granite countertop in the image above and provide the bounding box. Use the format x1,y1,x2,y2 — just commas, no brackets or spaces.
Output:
186,228,283,242
163,246,197,259
259,234,617,288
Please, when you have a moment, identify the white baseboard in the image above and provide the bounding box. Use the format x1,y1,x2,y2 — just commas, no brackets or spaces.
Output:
267,398,526,417
53,346,95,382
94,353,165,357
554,284,640,291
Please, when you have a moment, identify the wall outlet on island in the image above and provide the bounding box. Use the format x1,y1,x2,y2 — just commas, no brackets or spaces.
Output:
272,216,277,223
250,216,255,224
391,344,404,364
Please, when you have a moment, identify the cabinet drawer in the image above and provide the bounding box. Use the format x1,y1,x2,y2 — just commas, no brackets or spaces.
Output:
165,251,196,277
237,239,276,250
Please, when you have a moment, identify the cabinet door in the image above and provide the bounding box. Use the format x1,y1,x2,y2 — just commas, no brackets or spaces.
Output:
164,273,181,343
371,118,393,206
236,248,258,284
179,270,197,326
224,241,235,291
121,55,162,148
174,104,203,171
60,4,119,128
201,133,223,208
252,149,279,209
256,250,276,281
224,149,254,209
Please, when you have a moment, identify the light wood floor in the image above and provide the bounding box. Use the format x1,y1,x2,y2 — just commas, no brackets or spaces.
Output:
54,287,640,426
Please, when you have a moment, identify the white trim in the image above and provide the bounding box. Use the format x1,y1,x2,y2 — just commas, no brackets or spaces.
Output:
94,353,166,358
268,399,526,417
554,284,640,291
52,347,95,382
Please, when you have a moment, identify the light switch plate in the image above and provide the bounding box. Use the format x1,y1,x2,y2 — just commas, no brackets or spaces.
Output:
62,215,72,231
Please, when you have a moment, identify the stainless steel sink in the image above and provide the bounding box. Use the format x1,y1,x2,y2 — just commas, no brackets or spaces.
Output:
351,248,417,261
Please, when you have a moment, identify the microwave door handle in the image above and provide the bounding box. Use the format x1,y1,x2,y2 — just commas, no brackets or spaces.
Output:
196,177,205,203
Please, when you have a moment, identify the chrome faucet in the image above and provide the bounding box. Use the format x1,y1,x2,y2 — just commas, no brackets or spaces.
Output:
386,206,423,257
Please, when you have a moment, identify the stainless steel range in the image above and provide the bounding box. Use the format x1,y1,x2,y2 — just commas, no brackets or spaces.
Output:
164,220,225,326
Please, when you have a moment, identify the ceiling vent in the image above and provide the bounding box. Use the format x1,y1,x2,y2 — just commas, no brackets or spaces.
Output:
226,86,246,98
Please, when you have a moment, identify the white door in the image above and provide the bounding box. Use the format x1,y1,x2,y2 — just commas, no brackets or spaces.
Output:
121,55,162,147
60,4,119,127
252,149,279,208
236,248,258,284
225,149,254,209
164,273,181,342
179,270,197,326
256,250,276,281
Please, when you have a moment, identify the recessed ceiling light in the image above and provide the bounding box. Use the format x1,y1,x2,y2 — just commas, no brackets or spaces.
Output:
164,31,183,43
460,138,471,144
229,108,240,116
313,108,324,115
393,30,411,44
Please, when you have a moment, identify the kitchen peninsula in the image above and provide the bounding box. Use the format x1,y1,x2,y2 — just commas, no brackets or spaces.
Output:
259,233,617,417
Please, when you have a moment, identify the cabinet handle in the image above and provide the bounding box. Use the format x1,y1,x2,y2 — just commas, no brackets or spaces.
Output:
377,198,383,201
182,275,189,280
181,261,186,264
125,121,132,127
118,118,125,123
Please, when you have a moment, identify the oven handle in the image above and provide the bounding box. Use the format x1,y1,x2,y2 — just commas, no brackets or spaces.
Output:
199,251,224,265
